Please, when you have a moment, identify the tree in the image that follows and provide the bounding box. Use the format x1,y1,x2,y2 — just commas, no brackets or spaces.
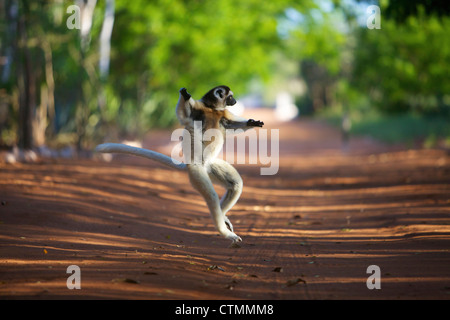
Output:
16,0,36,150
352,5,450,115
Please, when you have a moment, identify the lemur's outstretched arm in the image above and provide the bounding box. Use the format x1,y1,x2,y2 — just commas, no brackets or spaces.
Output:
176,88,195,126
221,110,264,131
180,87,192,102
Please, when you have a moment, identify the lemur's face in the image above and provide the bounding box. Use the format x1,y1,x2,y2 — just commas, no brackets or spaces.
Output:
225,94,237,106
203,86,236,110
213,86,236,108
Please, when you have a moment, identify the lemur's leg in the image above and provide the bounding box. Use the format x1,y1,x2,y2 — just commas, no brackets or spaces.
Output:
208,159,243,232
187,164,242,243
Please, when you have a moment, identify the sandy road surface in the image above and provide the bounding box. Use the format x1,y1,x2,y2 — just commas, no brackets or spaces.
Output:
1,109,449,299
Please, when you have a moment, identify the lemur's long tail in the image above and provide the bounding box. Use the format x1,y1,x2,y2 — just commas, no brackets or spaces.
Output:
95,143,187,171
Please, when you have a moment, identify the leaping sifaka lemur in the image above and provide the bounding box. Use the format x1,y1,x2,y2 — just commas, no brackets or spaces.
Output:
95,86,264,245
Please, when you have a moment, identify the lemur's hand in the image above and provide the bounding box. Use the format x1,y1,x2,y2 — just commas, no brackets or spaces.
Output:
247,119,264,127
180,88,191,100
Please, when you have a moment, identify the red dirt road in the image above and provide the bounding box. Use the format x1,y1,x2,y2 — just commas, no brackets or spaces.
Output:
1,110,449,299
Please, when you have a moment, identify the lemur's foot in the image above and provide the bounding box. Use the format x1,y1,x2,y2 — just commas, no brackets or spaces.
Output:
227,232,242,246
229,235,242,248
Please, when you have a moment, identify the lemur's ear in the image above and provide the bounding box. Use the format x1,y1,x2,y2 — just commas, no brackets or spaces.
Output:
214,88,224,99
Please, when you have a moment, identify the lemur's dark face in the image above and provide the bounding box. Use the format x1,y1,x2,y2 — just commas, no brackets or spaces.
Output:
226,94,237,106
202,85,236,110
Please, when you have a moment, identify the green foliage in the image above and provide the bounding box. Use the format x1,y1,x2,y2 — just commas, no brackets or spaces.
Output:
0,0,296,148
384,0,450,22
1,0,449,150
319,106,450,145
351,113,450,145
110,0,288,129
281,0,450,144
352,9,450,115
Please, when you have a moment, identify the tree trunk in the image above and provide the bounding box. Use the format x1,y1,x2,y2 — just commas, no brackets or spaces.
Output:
1,0,18,83
99,0,115,80
17,0,35,150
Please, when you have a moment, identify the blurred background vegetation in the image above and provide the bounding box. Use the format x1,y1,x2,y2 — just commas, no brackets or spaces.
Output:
0,0,449,154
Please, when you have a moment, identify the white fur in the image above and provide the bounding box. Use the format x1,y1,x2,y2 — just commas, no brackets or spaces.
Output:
95,87,261,246
95,143,186,171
